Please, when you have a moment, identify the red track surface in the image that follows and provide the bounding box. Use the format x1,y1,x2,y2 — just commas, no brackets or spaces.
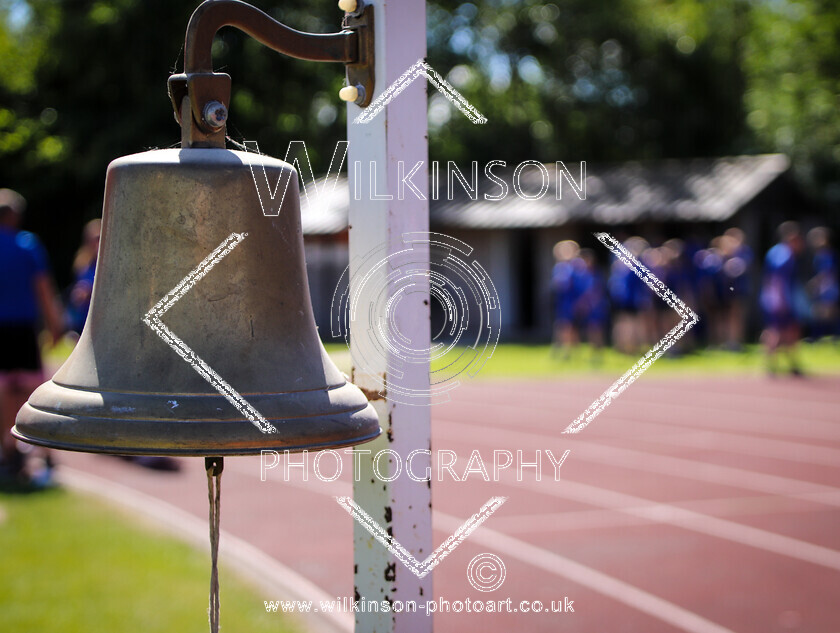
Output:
59,374,840,632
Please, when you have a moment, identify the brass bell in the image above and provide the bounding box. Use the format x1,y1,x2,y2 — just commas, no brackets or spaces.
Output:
13,0,380,457
12,147,380,455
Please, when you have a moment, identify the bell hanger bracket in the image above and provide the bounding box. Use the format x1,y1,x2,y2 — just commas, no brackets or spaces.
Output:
168,0,374,148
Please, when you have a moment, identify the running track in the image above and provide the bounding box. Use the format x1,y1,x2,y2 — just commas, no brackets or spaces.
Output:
58,375,840,632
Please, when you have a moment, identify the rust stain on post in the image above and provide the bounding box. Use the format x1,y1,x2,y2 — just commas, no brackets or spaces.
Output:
358,385,386,401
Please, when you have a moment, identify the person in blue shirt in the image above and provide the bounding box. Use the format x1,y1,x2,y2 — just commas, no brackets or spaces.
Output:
0,188,64,483
573,248,608,361
693,243,724,345
608,236,649,354
551,240,582,357
661,238,697,353
806,226,839,340
67,219,101,334
760,221,806,376
719,228,753,350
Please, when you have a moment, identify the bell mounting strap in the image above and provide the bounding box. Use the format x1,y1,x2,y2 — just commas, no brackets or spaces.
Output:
205,456,223,633
168,0,375,148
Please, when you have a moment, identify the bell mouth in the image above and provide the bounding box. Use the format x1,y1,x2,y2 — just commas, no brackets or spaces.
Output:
13,379,381,456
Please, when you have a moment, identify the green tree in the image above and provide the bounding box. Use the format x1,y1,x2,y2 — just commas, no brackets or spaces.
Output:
1,0,838,285
0,0,350,284
425,0,752,163
0,1,62,195
741,0,840,204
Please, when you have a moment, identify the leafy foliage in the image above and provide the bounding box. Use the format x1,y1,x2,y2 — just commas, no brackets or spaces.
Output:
0,0,837,284
426,0,751,164
741,0,840,201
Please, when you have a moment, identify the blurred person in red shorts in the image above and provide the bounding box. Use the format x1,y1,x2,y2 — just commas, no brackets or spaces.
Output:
0,188,64,485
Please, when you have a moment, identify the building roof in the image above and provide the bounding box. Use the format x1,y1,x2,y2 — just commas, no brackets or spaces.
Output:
299,154,790,235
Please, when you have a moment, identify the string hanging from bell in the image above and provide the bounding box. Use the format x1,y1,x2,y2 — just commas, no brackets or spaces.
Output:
206,457,223,633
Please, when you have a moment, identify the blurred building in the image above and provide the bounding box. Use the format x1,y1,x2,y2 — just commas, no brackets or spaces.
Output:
302,154,817,340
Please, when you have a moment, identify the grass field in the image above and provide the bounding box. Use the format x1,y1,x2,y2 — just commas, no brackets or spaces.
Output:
322,339,840,379
0,487,298,633
45,336,840,381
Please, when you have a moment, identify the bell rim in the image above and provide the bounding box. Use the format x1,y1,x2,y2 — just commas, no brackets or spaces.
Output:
22,377,374,421
10,421,381,456
15,378,382,456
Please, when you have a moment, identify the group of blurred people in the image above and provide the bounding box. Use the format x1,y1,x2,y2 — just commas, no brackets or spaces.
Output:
0,188,177,487
552,222,839,374
759,221,838,374
3,179,838,482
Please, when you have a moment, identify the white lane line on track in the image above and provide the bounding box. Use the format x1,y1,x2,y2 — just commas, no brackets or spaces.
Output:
439,420,840,508
435,513,737,633
631,381,840,408
444,394,840,443
222,460,738,633
476,378,840,409
229,451,840,572
606,398,840,438
429,425,840,572
523,475,840,572
490,493,836,534
59,467,353,633
590,420,840,468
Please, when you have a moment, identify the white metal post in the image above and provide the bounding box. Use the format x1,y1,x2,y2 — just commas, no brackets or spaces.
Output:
346,0,431,631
